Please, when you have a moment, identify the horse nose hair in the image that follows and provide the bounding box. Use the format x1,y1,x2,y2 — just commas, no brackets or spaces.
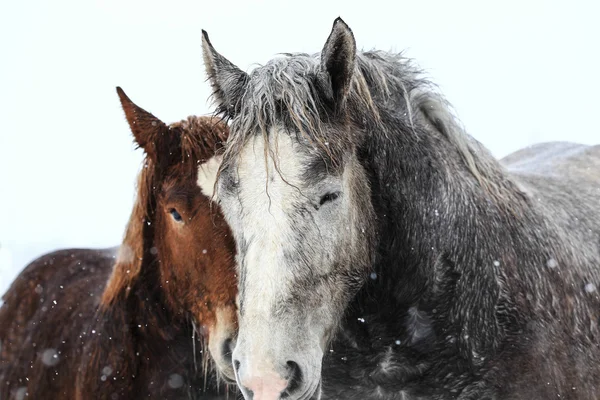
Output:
235,359,304,400
234,358,240,372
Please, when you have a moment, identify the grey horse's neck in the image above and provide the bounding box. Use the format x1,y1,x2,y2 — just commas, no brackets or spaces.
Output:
321,51,600,400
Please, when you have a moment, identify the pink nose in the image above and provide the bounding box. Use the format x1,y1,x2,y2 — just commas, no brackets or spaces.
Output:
241,374,288,400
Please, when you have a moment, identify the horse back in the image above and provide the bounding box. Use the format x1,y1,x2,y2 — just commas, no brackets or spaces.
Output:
502,142,600,184
502,142,600,255
0,247,115,399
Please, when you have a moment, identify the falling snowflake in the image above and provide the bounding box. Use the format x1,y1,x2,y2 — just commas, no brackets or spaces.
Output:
41,348,60,367
168,373,184,389
15,387,27,400
584,283,596,293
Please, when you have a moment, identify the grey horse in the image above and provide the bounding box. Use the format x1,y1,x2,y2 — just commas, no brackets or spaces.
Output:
202,17,600,400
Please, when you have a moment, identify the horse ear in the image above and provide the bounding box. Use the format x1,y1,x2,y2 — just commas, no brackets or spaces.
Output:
202,30,248,117
320,18,357,105
116,87,168,159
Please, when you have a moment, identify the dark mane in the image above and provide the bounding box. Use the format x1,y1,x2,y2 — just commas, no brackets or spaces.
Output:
218,51,523,208
175,116,229,162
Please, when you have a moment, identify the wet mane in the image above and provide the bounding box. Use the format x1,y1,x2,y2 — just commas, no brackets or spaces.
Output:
218,51,520,206
101,163,154,305
175,116,229,163
102,116,228,306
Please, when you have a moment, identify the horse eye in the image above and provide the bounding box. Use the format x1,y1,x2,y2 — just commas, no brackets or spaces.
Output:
319,192,340,206
169,208,183,222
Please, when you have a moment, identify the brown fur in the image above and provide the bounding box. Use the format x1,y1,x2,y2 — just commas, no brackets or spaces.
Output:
0,88,238,400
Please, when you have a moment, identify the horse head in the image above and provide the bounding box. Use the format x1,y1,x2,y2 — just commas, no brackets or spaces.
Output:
102,88,238,382
202,19,377,399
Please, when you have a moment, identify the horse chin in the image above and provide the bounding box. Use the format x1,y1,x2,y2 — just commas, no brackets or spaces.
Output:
219,370,237,385
208,345,236,384
213,358,236,383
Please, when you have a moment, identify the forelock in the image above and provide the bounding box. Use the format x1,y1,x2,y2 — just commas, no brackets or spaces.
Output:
172,116,228,163
220,53,382,171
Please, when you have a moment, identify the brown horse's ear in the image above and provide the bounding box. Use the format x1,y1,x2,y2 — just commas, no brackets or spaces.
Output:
116,87,168,159
201,30,248,117
320,18,357,106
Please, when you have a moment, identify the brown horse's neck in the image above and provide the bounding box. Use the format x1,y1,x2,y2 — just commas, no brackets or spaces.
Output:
77,252,204,399
95,198,193,349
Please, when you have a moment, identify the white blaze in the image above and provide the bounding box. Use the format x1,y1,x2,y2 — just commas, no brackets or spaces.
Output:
234,131,305,360
196,155,223,198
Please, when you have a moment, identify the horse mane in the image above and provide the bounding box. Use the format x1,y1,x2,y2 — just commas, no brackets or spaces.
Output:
174,116,229,164
100,159,154,306
412,91,526,207
100,116,228,307
220,50,524,207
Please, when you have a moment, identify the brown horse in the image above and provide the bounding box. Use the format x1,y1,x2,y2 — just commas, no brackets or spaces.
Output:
0,88,238,400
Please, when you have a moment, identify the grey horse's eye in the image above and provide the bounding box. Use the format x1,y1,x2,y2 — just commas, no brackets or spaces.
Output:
319,192,340,206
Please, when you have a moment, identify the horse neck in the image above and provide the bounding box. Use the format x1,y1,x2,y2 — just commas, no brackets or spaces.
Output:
120,253,187,342
81,248,204,397
352,109,537,358
103,218,187,342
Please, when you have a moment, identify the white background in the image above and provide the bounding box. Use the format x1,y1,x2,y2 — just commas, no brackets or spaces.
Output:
1,0,598,296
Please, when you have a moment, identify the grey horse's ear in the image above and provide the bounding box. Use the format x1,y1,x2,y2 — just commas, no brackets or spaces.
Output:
202,30,249,117
320,18,357,106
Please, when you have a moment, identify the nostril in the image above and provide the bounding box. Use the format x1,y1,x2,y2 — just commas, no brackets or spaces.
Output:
221,338,234,364
283,361,303,396
233,359,241,375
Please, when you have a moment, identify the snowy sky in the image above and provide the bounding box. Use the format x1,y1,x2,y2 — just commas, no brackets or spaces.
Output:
1,0,599,296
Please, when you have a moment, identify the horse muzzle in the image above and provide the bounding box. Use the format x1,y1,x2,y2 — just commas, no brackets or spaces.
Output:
233,354,322,400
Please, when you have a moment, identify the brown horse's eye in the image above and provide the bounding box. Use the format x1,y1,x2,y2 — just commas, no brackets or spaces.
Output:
169,208,183,222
